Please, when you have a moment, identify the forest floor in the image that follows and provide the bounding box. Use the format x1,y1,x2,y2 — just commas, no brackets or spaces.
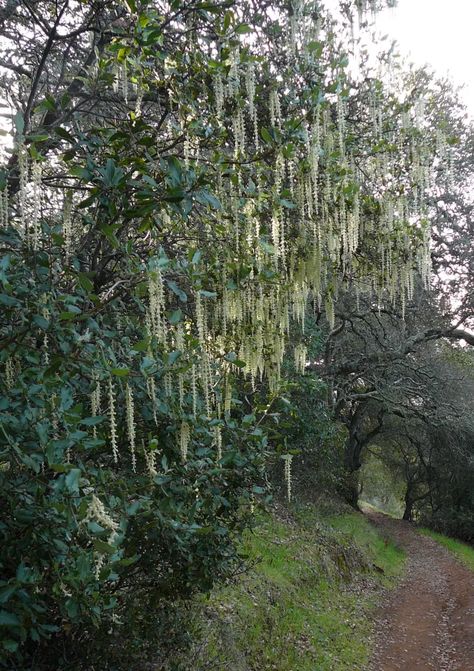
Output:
368,513,474,671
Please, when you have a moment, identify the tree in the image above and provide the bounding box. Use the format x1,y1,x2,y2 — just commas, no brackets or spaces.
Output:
307,65,474,507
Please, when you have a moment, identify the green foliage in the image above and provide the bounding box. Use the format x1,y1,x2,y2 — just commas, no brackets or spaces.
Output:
253,316,348,500
0,222,265,668
418,494,474,544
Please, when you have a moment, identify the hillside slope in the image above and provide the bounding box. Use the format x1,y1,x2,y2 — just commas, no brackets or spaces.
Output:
178,503,405,671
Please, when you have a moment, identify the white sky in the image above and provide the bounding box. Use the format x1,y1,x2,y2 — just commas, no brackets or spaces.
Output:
375,0,474,115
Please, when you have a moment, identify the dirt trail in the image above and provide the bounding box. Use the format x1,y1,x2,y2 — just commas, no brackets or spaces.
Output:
368,513,474,671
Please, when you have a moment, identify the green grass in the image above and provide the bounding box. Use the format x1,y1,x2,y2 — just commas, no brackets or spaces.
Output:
185,505,405,671
326,510,404,577
420,528,474,572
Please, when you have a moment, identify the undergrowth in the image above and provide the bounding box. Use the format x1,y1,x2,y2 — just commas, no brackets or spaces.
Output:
180,503,405,671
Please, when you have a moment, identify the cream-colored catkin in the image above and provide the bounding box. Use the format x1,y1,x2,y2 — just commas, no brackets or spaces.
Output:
164,371,173,397
5,358,14,389
0,185,8,227
121,62,129,103
294,343,307,374
337,91,346,156
214,425,222,462
245,61,256,120
86,494,119,536
191,363,198,417
63,192,73,258
108,377,119,463
178,372,185,408
283,454,293,502
195,291,206,345
91,376,101,415
83,494,119,580
146,375,158,426
269,89,282,131
50,393,59,439
18,145,28,241
148,269,166,344
135,80,144,116
42,305,50,366
94,554,106,580
213,72,225,121
179,421,191,463
125,382,137,472
224,376,232,414
91,375,101,439
85,494,119,577
200,350,212,418
325,294,335,331
174,320,186,407
233,106,246,157
143,439,158,478
228,45,240,97
31,161,42,248
253,107,260,152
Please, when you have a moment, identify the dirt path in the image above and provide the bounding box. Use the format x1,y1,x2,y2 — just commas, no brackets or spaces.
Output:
368,513,474,671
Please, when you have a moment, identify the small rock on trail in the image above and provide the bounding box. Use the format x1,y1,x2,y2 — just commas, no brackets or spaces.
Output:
368,513,474,671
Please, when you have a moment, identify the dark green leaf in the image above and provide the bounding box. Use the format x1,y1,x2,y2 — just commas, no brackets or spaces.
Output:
235,23,251,34
0,610,20,627
65,469,81,493
0,294,21,307
168,309,183,324
166,280,187,302
93,540,116,555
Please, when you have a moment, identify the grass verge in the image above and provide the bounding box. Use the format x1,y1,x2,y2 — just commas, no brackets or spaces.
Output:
183,503,405,671
420,528,474,572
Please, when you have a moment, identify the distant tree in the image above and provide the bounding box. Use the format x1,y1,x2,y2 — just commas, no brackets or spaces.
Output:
306,67,474,507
